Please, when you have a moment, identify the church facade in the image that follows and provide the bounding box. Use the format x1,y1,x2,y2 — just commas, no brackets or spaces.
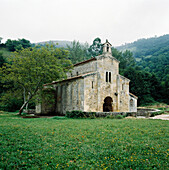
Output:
36,40,137,115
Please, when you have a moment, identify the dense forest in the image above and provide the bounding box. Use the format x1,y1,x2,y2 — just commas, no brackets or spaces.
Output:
0,36,169,112
117,34,169,81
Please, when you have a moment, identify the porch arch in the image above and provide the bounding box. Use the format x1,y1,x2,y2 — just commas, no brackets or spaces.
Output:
103,96,113,112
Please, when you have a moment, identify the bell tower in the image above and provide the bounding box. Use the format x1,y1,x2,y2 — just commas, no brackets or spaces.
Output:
103,39,112,54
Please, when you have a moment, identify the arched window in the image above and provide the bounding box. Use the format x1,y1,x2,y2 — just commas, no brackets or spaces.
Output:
109,72,111,82
130,99,134,107
106,72,108,82
92,81,94,89
106,71,111,83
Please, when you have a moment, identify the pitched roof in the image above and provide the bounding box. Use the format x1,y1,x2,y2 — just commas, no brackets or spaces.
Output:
129,92,138,99
102,39,112,46
74,57,96,67
44,72,96,86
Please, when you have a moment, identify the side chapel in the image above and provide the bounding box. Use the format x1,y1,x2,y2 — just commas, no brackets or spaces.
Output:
36,40,137,115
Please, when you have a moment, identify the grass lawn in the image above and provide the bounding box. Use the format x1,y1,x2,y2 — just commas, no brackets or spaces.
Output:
0,112,169,169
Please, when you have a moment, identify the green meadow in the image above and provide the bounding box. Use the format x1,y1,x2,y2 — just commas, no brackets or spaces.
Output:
0,112,169,169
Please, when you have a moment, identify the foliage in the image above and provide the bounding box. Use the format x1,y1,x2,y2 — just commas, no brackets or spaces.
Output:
111,48,135,74
66,111,97,119
52,116,68,120
123,67,163,105
111,46,168,105
5,38,31,51
0,88,24,112
117,34,169,58
67,41,91,64
0,47,12,59
106,114,124,119
117,34,169,83
150,111,164,117
0,45,72,114
88,37,102,57
66,110,85,118
0,112,169,169
0,52,6,67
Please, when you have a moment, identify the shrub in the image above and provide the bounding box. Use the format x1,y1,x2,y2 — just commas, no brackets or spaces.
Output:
88,112,96,119
106,115,115,119
115,115,124,119
106,114,124,119
66,110,85,118
52,116,67,120
150,111,164,117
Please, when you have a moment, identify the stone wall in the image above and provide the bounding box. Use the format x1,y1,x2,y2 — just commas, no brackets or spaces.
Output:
36,51,136,115
84,74,98,112
96,55,119,112
129,96,137,112
118,75,130,112
55,78,84,115
67,60,97,78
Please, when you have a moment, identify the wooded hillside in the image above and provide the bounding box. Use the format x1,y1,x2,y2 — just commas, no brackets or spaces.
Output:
117,34,169,81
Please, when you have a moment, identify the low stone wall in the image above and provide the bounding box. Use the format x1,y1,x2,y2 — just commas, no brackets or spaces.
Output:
82,111,136,117
137,108,160,117
95,112,126,117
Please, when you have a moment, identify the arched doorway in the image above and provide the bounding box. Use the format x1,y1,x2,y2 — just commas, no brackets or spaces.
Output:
103,97,113,112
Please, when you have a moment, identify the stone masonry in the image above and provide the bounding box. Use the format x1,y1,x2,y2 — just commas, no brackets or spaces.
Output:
36,40,138,115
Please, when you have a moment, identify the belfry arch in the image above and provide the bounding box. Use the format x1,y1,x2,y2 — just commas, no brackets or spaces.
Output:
103,96,113,112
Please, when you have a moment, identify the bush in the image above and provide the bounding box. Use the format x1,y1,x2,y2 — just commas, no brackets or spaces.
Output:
150,111,164,117
106,115,115,119
0,97,23,112
106,114,124,119
66,110,85,118
88,112,96,119
115,115,124,119
52,116,67,120
66,111,97,119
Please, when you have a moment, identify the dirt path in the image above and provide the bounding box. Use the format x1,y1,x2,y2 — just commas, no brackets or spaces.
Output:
149,114,169,120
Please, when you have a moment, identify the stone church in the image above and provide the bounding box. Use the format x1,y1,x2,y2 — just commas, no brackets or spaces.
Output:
36,40,137,115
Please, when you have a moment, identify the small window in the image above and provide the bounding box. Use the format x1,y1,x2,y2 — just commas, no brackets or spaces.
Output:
122,84,124,90
71,73,73,77
109,72,111,82
106,71,111,83
92,81,94,89
77,72,78,76
130,99,134,107
106,72,108,82
107,44,109,52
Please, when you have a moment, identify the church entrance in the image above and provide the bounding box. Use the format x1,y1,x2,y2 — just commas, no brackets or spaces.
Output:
103,97,113,112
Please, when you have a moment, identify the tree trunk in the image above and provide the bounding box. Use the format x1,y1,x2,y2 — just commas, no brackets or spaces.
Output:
19,100,31,115
18,79,42,115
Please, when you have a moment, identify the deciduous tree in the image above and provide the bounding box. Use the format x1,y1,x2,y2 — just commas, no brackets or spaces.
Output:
0,44,72,114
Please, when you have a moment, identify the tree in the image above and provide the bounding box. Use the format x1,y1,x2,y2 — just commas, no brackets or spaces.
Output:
0,52,6,67
111,48,136,75
0,44,72,114
0,37,2,44
88,37,102,57
67,40,90,64
5,38,31,51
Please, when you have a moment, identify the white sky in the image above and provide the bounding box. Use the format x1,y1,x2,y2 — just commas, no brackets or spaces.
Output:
1,0,169,46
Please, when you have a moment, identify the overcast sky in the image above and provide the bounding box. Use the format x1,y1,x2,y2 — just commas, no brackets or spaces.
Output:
1,0,169,46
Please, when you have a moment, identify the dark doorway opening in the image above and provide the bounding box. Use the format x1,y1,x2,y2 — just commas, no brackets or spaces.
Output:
103,96,113,112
